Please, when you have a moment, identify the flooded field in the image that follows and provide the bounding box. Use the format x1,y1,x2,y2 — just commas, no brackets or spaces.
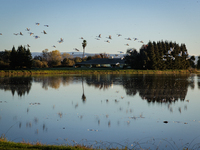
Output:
0,74,200,149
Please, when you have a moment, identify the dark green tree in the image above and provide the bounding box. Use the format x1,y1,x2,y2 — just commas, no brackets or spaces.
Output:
190,55,196,68
10,46,17,69
24,48,32,68
197,56,200,69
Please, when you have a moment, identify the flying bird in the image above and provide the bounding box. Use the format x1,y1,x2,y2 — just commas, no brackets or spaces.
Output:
26,28,30,31
13,33,18,35
80,37,84,39
139,41,144,43
34,35,40,39
97,34,101,38
74,48,80,51
117,34,122,37
108,35,112,39
42,30,47,34
0,33,2,35
125,37,131,40
105,40,110,43
20,32,23,35
36,23,40,26
29,32,34,36
133,38,138,41
58,38,63,43
44,25,49,27
52,45,56,48
27,44,30,47
125,43,129,46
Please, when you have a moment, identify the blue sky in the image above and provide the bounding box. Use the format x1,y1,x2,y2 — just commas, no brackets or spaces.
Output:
0,0,199,55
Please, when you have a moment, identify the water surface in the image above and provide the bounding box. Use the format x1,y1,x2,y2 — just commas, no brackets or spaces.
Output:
0,74,200,149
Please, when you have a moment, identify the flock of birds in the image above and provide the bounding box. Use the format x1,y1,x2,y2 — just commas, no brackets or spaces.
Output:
73,33,144,54
0,22,64,49
0,22,145,54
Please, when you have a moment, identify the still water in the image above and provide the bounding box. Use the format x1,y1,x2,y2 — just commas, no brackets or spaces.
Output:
0,74,200,149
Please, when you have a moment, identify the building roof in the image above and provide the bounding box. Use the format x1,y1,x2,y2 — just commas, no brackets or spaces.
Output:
76,58,126,65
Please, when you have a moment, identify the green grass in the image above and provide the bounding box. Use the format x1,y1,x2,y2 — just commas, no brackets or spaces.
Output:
0,137,93,150
0,137,129,150
0,67,197,75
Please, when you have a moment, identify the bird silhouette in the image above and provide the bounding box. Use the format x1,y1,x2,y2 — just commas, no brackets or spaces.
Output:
97,34,101,38
20,32,23,35
34,35,40,39
74,48,80,51
117,34,122,37
108,35,112,39
0,33,2,35
125,43,129,46
105,40,110,43
29,32,34,36
133,38,138,41
52,45,56,48
13,33,18,35
36,23,40,26
26,28,30,31
27,44,30,47
44,25,49,27
125,37,131,40
58,38,63,43
42,30,47,34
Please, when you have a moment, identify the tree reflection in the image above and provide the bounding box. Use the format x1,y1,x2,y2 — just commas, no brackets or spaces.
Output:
84,74,191,103
0,74,192,102
33,76,75,90
0,76,32,97
81,76,86,102
85,74,116,90
122,74,190,103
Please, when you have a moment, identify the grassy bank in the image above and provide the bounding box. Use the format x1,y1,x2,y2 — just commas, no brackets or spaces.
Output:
0,68,197,75
0,136,194,150
0,138,93,150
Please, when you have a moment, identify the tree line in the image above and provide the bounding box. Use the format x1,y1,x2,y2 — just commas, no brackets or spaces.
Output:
0,45,32,69
0,47,109,69
0,40,199,70
125,41,197,70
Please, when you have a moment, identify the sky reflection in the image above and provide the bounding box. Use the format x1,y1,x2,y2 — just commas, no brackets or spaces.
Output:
0,74,200,149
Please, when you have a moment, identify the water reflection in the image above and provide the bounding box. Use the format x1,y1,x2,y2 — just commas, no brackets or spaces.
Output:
1,74,200,149
122,74,191,103
0,74,194,102
0,76,32,96
81,76,86,102
33,76,76,90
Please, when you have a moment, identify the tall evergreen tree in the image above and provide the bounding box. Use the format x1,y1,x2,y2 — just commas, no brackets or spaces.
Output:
25,48,32,68
197,56,200,69
10,46,17,69
147,41,156,69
